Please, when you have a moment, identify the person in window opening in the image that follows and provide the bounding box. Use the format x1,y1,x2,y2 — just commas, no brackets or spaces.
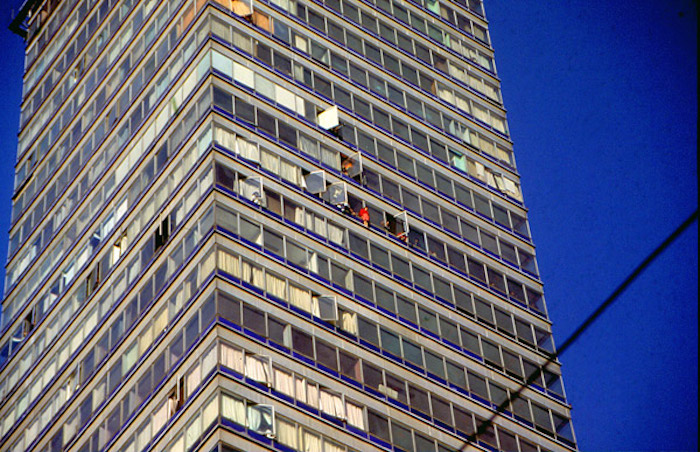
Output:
251,190,263,206
382,217,408,244
396,230,409,244
337,201,355,216
341,158,354,176
358,206,370,227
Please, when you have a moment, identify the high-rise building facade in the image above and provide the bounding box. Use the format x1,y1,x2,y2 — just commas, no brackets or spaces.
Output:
0,0,576,451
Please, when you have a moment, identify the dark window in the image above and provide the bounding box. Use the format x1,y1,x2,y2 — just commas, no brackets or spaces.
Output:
278,121,296,147
353,98,371,120
292,328,314,357
380,329,401,355
408,385,430,413
402,339,423,366
316,341,338,370
235,99,256,123
268,318,287,346
482,339,502,369
257,110,276,136
339,351,361,379
396,296,416,323
391,423,413,451
467,371,488,399
363,362,383,388
368,411,390,440
218,292,241,324
243,305,267,336
358,318,379,345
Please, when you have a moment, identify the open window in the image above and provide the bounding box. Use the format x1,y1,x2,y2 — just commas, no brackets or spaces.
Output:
312,296,338,322
22,311,34,337
304,170,326,194
111,232,128,265
247,404,275,437
167,377,185,417
240,176,266,207
154,216,171,252
324,182,347,207
387,211,409,244
231,0,254,18
85,263,101,297
340,151,363,180
317,105,342,137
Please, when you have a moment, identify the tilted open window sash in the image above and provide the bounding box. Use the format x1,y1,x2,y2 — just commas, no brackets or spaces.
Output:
312,295,338,322
305,170,326,194
324,182,347,206
247,404,275,437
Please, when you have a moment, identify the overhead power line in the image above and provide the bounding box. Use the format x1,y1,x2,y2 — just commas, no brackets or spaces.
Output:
460,209,698,451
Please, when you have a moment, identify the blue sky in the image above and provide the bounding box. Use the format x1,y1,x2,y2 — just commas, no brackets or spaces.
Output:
0,1,697,450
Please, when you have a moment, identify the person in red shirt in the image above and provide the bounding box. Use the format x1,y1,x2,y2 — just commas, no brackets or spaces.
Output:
358,206,370,227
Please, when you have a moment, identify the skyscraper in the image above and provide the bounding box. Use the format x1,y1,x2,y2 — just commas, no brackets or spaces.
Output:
0,0,576,450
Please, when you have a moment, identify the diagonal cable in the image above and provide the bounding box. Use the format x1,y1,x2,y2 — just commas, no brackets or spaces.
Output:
460,209,698,451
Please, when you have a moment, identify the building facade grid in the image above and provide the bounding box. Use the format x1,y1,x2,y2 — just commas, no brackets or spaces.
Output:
1,0,576,451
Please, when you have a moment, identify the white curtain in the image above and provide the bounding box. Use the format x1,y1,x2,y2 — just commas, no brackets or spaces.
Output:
185,416,201,450
200,249,216,279
307,384,319,409
274,368,294,397
252,266,264,288
220,344,244,373
248,405,274,435
486,171,496,188
303,431,322,452
137,422,152,451
266,272,286,299
241,260,252,283
152,400,169,432
261,150,280,175
237,137,259,163
327,223,344,245
341,312,358,335
214,125,234,149
186,362,202,398
202,396,218,429
494,174,507,192
346,402,365,430
275,85,296,111
222,395,246,424
279,160,298,184
203,344,217,375
169,435,185,452
276,418,298,448
245,355,270,385
299,134,317,158
437,85,454,103
325,440,345,452
319,389,344,419
474,104,489,123
289,284,312,312
295,377,307,403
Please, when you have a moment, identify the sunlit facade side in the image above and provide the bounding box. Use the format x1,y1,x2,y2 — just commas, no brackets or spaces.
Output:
0,0,576,451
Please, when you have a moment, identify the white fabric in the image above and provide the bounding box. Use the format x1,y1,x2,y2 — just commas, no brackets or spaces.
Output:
222,395,246,424
245,355,270,385
346,401,365,430
274,368,294,397
276,418,298,447
219,251,239,276
266,273,286,299
221,344,244,373
303,431,322,452
341,312,358,335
